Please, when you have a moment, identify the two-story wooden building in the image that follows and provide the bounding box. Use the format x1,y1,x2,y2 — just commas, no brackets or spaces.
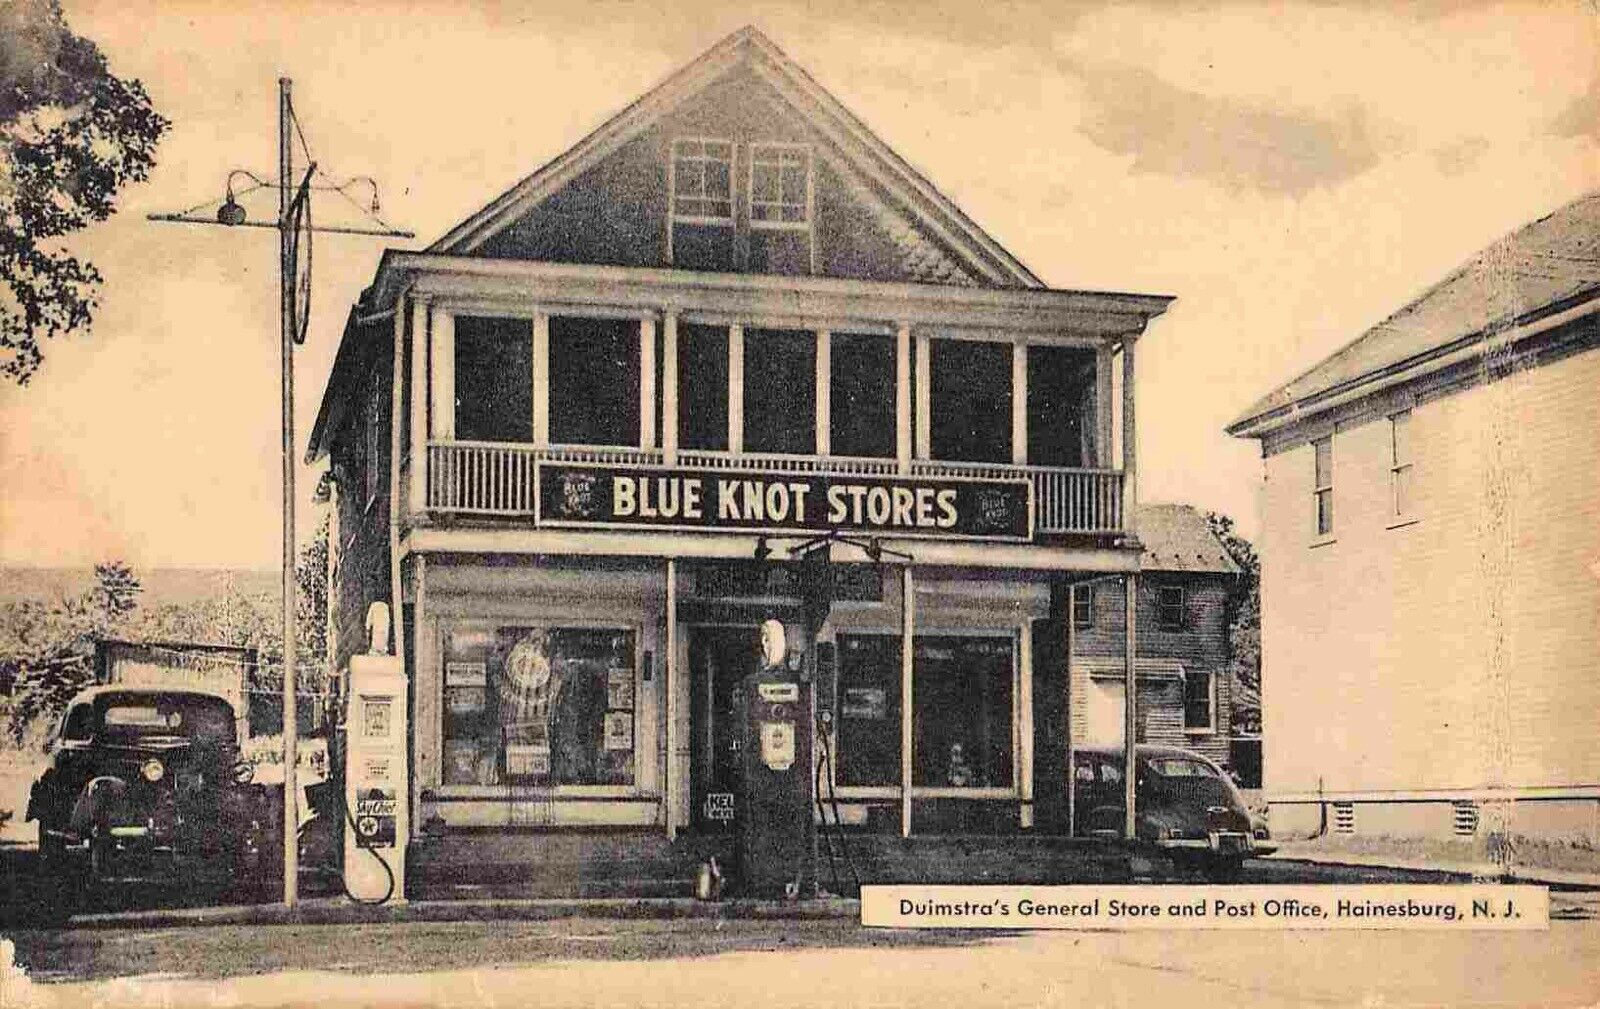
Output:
309,27,1173,890
1069,504,1242,770
1228,192,1600,844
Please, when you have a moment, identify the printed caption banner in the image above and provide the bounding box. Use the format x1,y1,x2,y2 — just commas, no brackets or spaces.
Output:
861,885,1549,930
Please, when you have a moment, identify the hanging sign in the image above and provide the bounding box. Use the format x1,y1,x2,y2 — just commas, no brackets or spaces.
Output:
537,462,1032,541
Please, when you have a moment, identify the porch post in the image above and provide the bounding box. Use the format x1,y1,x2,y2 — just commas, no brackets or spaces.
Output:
914,331,931,461
1011,340,1027,466
388,296,407,666
639,317,657,451
532,312,549,448
429,307,455,441
662,311,679,465
1064,583,1076,836
815,329,831,456
900,565,915,838
1123,572,1138,841
1018,620,1034,828
895,323,912,473
665,557,679,839
1121,336,1138,527
1095,345,1113,468
728,323,745,454
408,295,428,517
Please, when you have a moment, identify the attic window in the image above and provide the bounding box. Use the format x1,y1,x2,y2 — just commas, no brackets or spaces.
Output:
670,139,733,223
749,144,810,226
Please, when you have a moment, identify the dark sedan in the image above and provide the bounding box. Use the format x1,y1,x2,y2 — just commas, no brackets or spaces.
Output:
1073,743,1274,879
26,685,272,889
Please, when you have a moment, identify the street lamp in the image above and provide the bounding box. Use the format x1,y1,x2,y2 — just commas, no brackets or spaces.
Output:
150,78,412,908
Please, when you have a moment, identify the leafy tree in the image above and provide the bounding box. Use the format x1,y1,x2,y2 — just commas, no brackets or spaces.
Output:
1,561,142,741
1,0,169,384
1206,512,1261,731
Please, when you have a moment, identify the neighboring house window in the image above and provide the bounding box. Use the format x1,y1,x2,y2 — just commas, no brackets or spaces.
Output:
1072,586,1094,630
1183,669,1214,733
1389,410,1413,520
1157,585,1186,632
1312,435,1333,537
670,138,734,271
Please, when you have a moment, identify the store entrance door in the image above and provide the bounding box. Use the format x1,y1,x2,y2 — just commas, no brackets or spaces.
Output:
688,627,760,833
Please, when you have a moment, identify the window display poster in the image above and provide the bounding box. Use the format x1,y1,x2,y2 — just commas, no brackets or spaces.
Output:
506,743,552,777
446,661,488,687
841,686,887,719
607,666,634,710
604,710,634,751
447,685,486,715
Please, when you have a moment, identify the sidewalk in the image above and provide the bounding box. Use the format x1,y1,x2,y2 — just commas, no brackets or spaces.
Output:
1265,843,1600,889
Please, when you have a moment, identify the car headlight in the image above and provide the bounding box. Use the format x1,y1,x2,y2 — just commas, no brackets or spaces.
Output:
232,760,255,785
140,758,165,783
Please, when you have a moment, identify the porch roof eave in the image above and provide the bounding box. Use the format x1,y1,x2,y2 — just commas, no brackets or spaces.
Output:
364,250,1174,339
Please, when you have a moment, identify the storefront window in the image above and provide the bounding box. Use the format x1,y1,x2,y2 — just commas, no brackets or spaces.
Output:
834,633,1015,791
834,635,901,786
912,636,1013,788
442,625,636,788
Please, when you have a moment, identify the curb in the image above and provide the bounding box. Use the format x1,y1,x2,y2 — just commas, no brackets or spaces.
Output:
52,896,865,931
1265,850,1600,890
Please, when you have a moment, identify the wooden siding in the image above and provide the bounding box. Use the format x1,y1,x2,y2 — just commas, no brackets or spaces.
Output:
1259,343,1600,799
329,345,394,676
474,66,977,285
1068,576,1236,766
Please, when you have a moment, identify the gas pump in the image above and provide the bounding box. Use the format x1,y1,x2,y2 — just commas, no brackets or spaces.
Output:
340,603,408,903
736,619,815,898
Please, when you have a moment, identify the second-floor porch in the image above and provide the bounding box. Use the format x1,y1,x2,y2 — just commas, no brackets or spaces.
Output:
319,254,1169,545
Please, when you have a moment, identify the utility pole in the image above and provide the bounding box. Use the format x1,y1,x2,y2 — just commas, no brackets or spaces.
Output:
150,78,412,909
277,76,299,908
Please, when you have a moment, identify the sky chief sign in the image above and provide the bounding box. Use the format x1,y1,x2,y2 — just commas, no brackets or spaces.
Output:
537,462,1032,541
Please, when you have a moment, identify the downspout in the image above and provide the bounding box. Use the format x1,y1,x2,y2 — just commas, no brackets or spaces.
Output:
387,290,408,670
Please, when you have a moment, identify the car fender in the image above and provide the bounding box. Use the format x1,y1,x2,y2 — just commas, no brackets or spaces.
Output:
69,776,136,834
24,774,50,823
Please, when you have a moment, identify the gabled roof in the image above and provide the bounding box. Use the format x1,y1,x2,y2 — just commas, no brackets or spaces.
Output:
428,25,1043,289
1137,504,1238,576
1228,191,1600,437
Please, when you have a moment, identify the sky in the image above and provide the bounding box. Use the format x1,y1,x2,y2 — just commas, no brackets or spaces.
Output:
1,0,1596,570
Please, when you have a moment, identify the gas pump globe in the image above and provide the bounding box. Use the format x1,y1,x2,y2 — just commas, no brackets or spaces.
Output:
759,618,787,668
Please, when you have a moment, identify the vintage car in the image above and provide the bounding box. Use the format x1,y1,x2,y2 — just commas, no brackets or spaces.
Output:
26,685,272,889
1073,743,1274,878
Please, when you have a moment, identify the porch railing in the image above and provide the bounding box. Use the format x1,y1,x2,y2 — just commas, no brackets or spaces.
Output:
425,442,1123,534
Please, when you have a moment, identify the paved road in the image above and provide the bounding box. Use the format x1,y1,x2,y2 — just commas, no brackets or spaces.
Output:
5,913,1598,1008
